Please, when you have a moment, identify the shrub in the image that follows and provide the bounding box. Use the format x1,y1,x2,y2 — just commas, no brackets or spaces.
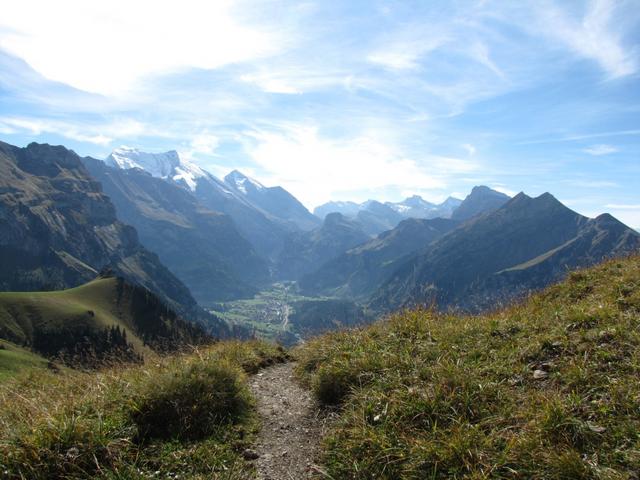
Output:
131,359,252,441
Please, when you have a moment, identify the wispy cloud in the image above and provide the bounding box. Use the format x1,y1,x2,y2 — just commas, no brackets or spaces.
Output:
462,144,476,156
518,130,640,145
241,123,478,207
0,0,286,95
0,116,153,146
582,144,618,155
367,30,449,71
533,0,637,78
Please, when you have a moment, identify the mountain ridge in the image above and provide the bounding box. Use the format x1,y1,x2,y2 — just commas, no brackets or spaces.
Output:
223,169,320,231
371,191,640,312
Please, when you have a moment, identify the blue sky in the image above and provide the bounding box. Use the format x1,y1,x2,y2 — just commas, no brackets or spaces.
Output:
0,0,639,227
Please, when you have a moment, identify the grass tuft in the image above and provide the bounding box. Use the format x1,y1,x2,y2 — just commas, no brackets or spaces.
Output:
0,339,286,479
131,359,251,441
296,255,640,479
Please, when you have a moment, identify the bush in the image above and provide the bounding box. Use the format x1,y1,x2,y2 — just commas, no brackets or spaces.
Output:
131,359,252,441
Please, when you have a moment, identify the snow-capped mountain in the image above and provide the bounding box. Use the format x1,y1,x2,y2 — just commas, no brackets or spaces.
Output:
103,148,316,258
225,169,266,195
105,147,207,191
314,195,464,235
386,195,436,216
224,170,320,232
386,195,463,219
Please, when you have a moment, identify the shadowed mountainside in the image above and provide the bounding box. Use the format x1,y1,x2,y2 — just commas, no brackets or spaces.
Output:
372,192,640,312
83,157,270,303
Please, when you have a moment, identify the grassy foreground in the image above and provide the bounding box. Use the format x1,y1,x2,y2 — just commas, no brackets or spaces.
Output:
296,256,640,479
0,340,287,479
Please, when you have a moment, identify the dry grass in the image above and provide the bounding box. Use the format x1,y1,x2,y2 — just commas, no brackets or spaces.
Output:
0,340,287,479
295,256,640,479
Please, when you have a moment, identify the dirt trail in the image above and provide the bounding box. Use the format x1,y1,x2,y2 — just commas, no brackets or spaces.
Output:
248,362,333,480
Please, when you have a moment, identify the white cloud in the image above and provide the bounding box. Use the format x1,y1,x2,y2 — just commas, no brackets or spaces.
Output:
239,66,357,95
189,133,220,155
462,143,476,156
240,73,302,94
468,42,504,78
0,117,112,145
0,0,283,95
582,144,618,155
242,124,474,207
367,31,449,71
180,132,221,161
490,185,518,197
537,0,637,78
0,116,151,146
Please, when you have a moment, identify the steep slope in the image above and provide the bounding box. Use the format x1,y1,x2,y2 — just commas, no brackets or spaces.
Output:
480,212,640,305
0,275,211,366
83,158,269,303
373,192,640,312
300,217,458,298
0,339,49,381
224,170,320,231
276,213,370,280
0,141,226,332
297,255,640,478
105,148,291,259
451,185,510,221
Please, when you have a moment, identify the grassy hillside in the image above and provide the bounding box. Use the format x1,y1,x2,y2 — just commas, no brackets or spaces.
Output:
0,340,287,479
296,255,640,479
0,276,211,366
0,339,49,381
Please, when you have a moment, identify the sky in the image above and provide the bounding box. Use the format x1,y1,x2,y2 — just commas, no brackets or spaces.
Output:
0,0,639,228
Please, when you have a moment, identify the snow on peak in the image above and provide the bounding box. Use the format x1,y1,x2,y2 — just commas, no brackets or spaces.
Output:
224,170,265,195
390,204,411,213
104,147,207,191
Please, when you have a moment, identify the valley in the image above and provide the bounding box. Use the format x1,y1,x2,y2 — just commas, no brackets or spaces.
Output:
209,282,371,346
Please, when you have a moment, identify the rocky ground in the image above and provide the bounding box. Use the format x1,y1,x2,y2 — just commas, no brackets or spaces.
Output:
247,362,335,479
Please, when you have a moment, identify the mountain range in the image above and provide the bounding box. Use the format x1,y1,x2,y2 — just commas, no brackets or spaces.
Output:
371,191,640,312
106,147,297,259
1,139,638,350
314,195,463,235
